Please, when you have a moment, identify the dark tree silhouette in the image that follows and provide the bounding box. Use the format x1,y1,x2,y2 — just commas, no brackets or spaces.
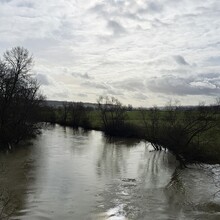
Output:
140,100,219,165
140,106,162,151
69,102,89,127
61,101,69,125
0,47,44,148
97,96,137,137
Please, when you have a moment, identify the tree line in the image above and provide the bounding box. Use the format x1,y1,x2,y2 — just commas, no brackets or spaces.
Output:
43,95,220,165
40,101,93,129
97,96,220,166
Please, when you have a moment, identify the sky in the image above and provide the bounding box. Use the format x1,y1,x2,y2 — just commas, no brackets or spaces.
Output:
0,0,220,107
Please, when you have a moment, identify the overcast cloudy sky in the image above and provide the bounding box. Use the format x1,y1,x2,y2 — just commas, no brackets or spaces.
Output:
1,0,220,106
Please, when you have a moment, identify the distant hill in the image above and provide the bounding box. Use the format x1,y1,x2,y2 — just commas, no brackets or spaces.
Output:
43,100,99,109
43,100,212,111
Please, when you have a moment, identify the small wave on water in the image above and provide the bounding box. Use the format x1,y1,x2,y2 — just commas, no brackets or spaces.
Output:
93,204,128,220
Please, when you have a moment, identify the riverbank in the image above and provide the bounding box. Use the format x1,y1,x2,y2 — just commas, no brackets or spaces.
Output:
41,106,220,166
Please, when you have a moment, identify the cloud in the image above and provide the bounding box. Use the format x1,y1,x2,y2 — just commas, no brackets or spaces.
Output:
105,88,124,96
0,0,13,3
77,93,88,98
35,73,51,86
81,81,108,90
138,1,163,15
190,81,216,89
111,78,146,92
147,73,220,96
200,72,220,79
132,92,148,100
1,0,220,106
207,56,220,66
147,2,163,13
173,55,189,65
15,1,34,8
53,91,69,99
72,72,93,79
107,20,126,36
89,3,105,15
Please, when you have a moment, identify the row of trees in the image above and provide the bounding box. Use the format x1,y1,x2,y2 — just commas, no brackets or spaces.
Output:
59,102,90,128
41,101,91,128
141,101,219,164
0,47,43,148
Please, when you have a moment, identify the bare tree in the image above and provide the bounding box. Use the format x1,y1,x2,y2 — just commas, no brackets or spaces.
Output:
0,47,44,147
69,102,87,127
60,102,69,125
97,96,127,135
140,106,162,150
140,100,219,165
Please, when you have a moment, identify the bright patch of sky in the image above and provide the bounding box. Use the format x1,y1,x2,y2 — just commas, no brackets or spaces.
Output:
0,0,220,106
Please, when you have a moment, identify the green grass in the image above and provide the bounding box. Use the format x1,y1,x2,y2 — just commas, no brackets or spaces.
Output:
87,111,102,129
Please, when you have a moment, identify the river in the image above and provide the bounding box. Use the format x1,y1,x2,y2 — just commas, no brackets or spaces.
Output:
0,124,219,220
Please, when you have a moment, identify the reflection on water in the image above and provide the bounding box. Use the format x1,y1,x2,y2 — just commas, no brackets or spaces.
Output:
0,143,34,219
0,125,219,220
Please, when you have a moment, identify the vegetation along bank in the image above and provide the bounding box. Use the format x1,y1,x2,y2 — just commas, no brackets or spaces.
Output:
40,96,220,166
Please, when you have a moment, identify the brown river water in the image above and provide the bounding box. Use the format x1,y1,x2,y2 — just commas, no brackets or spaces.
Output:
0,124,219,220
